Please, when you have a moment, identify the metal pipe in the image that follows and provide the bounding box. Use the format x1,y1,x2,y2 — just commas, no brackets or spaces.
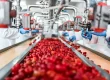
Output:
49,0,57,19
83,0,89,9
28,5,62,11
48,5,77,30
28,5,43,10
58,18,66,30
51,5,78,27
16,0,21,28
60,12,71,20
50,0,66,29
58,19,65,23
33,12,43,17
63,6,77,17
83,0,89,23
59,17,66,21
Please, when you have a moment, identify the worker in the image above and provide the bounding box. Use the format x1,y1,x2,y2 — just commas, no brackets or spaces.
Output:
0,28,19,49
68,30,76,42
0,26,31,50
19,28,29,34
19,24,39,34
81,28,92,41
0,21,39,50
62,30,69,41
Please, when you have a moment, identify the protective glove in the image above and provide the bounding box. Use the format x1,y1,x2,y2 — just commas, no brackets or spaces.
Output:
81,29,92,40
106,37,110,45
19,28,29,34
32,29,39,33
69,36,76,42
91,30,106,37
62,32,69,36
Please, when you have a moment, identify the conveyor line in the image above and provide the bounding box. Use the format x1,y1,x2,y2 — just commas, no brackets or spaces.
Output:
0,40,32,69
79,47,110,71
0,35,42,80
0,37,110,80
59,37,110,80
77,40,110,61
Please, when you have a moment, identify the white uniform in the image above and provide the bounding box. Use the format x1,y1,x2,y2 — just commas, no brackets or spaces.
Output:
0,1,20,49
105,24,110,48
0,28,20,49
74,31,82,41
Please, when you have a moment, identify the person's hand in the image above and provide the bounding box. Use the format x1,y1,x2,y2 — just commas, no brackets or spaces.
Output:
106,37,110,48
69,36,76,42
106,37,110,45
62,32,69,36
19,28,29,34
32,29,39,33
81,29,92,40
91,30,106,37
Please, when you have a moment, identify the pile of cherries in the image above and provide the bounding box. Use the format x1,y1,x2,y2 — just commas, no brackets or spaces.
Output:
5,38,106,80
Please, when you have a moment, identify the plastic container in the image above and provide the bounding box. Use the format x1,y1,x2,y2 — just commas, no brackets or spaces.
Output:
92,27,106,33
74,16,82,32
0,0,10,28
22,13,31,30
93,2,107,33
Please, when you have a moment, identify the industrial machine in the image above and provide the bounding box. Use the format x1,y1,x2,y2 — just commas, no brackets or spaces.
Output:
0,0,110,80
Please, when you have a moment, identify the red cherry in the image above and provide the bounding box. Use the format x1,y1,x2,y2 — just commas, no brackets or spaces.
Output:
5,77,12,80
12,75,20,80
33,70,44,77
29,43,32,46
55,64,66,72
33,39,36,43
98,65,101,68
47,70,56,78
24,66,33,74
82,74,89,80
87,57,89,59
104,69,109,73
18,72,25,79
54,74,66,80
30,77,37,80
24,78,30,80
5,38,108,80
31,57,37,63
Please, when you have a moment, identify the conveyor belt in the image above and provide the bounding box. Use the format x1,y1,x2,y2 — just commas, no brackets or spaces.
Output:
0,37,110,80
77,40,110,61
0,35,42,79
79,47,110,70
59,38,110,80
0,40,32,69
